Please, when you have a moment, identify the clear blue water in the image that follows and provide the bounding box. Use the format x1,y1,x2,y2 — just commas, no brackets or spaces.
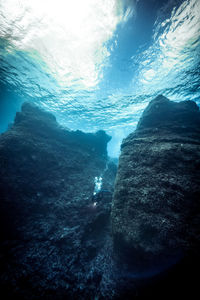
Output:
0,0,200,156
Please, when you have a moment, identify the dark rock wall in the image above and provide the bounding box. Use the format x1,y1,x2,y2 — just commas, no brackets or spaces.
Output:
1,96,200,299
112,95,200,274
0,102,116,299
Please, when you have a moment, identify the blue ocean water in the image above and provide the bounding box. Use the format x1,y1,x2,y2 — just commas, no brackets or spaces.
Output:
0,0,200,157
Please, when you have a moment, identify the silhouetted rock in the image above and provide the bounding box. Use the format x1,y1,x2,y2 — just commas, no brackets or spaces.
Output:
136,94,200,131
0,102,116,299
112,95,200,276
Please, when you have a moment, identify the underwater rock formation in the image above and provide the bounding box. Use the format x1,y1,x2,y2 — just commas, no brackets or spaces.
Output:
1,97,200,299
0,102,117,299
112,95,200,275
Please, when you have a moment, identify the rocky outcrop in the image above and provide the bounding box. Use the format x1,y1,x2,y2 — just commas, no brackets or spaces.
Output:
0,102,117,299
112,95,200,275
2,96,200,299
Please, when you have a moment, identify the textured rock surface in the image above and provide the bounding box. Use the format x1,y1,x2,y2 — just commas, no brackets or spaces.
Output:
2,97,200,299
0,102,117,299
112,95,200,274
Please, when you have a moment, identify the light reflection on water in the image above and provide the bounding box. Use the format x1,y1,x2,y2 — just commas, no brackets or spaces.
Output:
0,0,200,156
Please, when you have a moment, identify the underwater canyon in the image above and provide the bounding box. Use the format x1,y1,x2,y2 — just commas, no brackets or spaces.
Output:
0,95,200,298
0,0,200,298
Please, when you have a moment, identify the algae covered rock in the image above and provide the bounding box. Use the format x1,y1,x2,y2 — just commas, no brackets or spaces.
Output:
112,95,200,275
0,102,116,299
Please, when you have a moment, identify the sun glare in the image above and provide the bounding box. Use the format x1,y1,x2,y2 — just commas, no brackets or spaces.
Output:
0,0,131,89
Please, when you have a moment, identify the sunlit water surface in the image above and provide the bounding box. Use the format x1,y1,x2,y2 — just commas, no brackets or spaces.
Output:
0,0,200,156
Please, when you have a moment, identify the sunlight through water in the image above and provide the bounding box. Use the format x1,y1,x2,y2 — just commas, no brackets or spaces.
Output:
0,0,200,156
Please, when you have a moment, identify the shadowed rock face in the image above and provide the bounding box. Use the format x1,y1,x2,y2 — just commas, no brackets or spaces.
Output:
112,95,200,275
1,97,200,299
0,102,117,299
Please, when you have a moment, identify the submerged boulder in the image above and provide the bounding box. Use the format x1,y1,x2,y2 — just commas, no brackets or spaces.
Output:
112,95,200,275
0,102,117,299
